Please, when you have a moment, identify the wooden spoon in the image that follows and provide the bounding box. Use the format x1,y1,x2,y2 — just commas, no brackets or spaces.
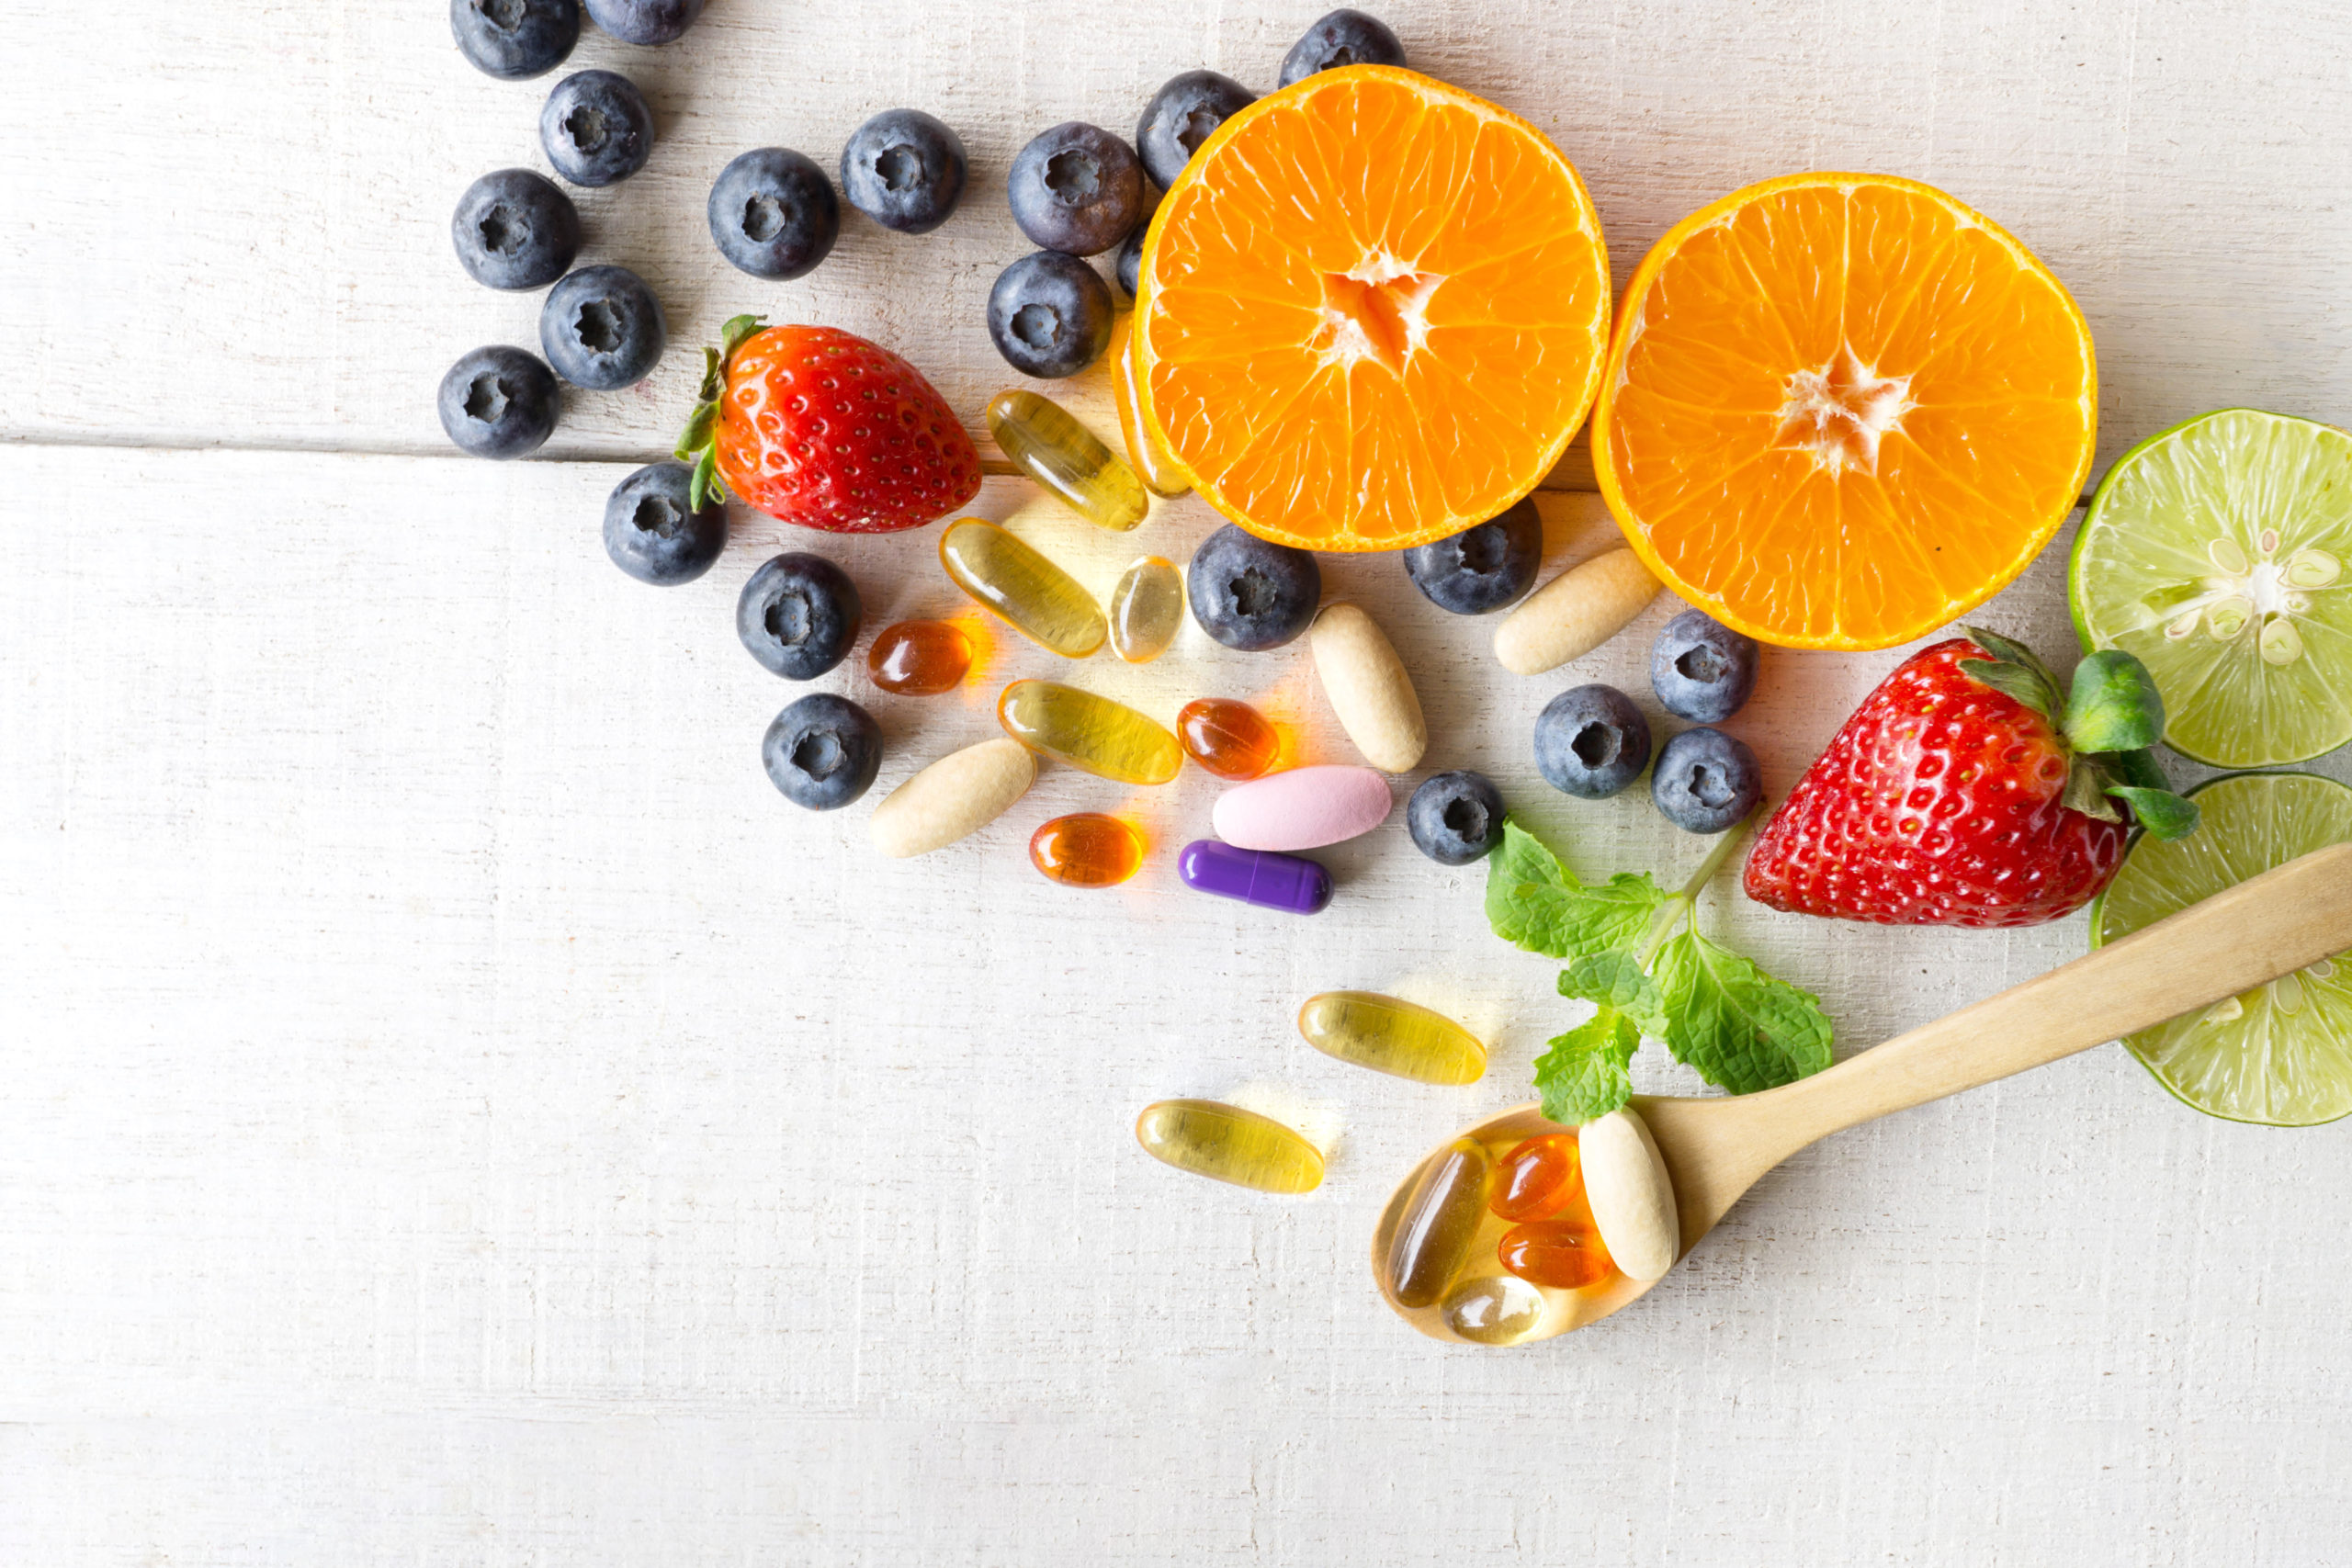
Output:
1374,841,2352,1345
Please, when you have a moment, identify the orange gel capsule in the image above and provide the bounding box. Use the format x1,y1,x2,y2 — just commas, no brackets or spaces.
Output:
1497,1216,1616,1291
1177,697,1279,781
867,619,973,695
1029,813,1147,888
1491,1133,1584,1222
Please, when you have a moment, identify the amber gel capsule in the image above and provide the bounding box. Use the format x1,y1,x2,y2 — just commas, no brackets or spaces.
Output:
999,679,1182,784
1135,1100,1324,1193
986,389,1149,531
866,619,972,695
1297,992,1486,1085
1111,323,1191,498
1030,812,1147,887
939,518,1106,657
1176,697,1280,781
1490,1133,1584,1221
1385,1137,1494,1308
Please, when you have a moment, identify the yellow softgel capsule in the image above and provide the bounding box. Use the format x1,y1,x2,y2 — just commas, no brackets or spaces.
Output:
939,518,1106,658
1111,324,1191,499
998,679,1182,784
1296,992,1486,1085
986,389,1148,532
1134,1100,1324,1193
1385,1136,1494,1308
1108,555,1183,663
1442,1274,1548,1346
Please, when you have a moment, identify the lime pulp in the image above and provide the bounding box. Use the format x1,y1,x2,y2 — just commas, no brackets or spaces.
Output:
2087,772,2352,1126
2069,408,2352,768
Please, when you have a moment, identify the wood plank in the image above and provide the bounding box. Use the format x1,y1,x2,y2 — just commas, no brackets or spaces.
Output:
6,1,2352,488
6,443,2350,1562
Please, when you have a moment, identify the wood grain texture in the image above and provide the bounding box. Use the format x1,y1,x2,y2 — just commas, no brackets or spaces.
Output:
5,446,2352,1564
10,0,2352,1560
7,0,2352,482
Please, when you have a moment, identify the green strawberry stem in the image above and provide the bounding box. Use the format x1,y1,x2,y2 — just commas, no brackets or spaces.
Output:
1959,626,2199,841
673,314,772,512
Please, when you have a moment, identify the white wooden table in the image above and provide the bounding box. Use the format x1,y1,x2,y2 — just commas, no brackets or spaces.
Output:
6,4,2351,1562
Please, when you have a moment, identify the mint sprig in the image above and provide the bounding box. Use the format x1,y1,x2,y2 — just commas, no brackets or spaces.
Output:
1490,817,1834,1125
1958,626,2199,840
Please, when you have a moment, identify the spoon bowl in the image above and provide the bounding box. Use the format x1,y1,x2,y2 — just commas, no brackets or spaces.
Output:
1376,842,2352,1346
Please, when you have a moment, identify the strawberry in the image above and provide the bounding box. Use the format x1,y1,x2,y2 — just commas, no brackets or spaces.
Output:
1743,629,2198,928
674,316,981,534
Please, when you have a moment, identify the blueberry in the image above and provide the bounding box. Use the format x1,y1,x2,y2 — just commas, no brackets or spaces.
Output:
450,0,578,80
1403,497,1542,614
603,461,725,585
1280,8,1408,85
1650,609,1760,724
1533,683,1651,799
1186,525,1321,651
582,0,700,44
437,345,559,459
1007,122,1145,256
738,553,862,680
1651,727,1762,834
708,148,840,279
1135,71,1255,188
539,70,652,187
838,109,967,235
451,169,581,291
1408,771,1507,866
1114,223,1146,300
763,694,882,812
540,265,666,389
987,252,1114,378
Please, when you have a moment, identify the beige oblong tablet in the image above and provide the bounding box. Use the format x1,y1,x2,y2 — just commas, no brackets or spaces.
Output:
870,738,1036,858
1309,603,1426,773
1578,1108,1679,1281
1493,548,1661,676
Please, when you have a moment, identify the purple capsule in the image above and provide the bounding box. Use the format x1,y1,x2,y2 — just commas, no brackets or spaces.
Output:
1177,840,1334,915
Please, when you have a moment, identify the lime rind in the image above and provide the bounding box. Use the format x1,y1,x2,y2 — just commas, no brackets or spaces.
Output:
2070,407,2352,768
2087,771,2352,1126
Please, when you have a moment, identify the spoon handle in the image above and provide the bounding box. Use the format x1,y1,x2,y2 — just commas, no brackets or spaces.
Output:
1746,842,2352,1152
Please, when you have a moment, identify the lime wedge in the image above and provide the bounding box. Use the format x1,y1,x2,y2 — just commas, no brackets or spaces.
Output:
2088,772,2352,1125
2070,408,2352,768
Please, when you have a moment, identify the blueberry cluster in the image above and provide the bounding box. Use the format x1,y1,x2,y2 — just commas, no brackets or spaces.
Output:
442,0,696,461
985,7,1410,380
1528,610,1766,834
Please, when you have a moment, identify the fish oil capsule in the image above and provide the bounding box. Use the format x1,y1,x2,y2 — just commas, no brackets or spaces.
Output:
1491,1133,1584,1221
939,517,1106,658
1030,812,1147,887
1296,992,1486,1085
1111,321,1191,498
1497,1215,1616,1291
998,679,1182,784
1385,1137,1494,1308
1108,556,1184,663
985,389,1148,532
1177,697,1280,780
1135,1099,1324,1193
866,619,972,695
1178,840,1333,915
1442,1275,1548,1347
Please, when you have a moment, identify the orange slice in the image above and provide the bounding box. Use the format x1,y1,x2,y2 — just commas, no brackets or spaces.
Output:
1134,65,1611,552
1592,173,2097,650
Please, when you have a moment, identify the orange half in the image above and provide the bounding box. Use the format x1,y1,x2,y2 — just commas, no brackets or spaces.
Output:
1135,65,1611,552
1593,173,2097,649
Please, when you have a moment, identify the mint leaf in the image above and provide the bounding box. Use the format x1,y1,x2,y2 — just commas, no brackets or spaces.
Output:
1559,952,1669,1036
1649,929,1833,1095
1532,1010,1640,1125
1485,821,1666,960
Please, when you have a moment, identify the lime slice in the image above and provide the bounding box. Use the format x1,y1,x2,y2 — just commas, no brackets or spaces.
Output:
2088,772,2352,1125
2070,408,2352,768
